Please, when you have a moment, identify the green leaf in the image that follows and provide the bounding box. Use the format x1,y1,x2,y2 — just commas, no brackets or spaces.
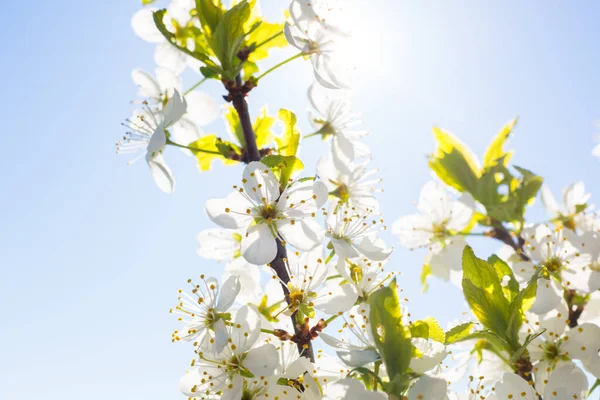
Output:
409,317,445,343
368,278,412,389
505,269,540,346
444,322,474,345
461,246,511,344
142,0,157,4
276,109,300,157
513,166,543,214
209,0,253,75
429,127,480,194
195,0,225,36
488,255,519,303
452,330,512,353
483,117,517,168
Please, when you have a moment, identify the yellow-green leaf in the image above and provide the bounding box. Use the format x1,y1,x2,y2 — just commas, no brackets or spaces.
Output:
276,109,300,157
444,322,474,345
410,317,445,343
429,127,480,193
188,134,239,171
246,21,287,62
483,117,517,168
369,279,412,383
461,246,512,345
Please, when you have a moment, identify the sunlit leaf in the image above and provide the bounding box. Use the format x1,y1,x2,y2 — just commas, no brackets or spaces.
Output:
483,117,517,168
276,109,300,157
429,127,480,193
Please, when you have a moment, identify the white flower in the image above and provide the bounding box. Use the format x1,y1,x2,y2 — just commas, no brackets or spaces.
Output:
409,337,448,374
131,8,164,43
408,375,449,400
392,181,475,249
522,302,600,390
335,257,394,302
541,182,592,232
279,247,357,316
488,363,588,400
116,89,186,193
130,68,219,153
325,203,392,261
320,304,380,368
179,305,279,398
427,236,468,285
514,225,591,314
310,84,369,164
171,275,240,353
487,372,537,400
284,0,350,89
205,162,328,265
562,231,600,293
325,378,387,400
317,155,379,212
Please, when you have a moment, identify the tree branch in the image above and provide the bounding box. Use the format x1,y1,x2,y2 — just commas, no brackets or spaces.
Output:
225,75,316,362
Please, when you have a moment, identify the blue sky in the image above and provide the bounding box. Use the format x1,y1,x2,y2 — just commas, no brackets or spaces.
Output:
1,1,600,399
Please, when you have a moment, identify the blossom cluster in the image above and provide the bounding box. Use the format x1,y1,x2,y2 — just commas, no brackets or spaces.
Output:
118,1,600,399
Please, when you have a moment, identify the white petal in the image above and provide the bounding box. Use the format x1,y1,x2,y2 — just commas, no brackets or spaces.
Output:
231,305,261,354
205,191,253,230
313,281,358,315
185,91,220,126
146,153,175,194
354,236,392,261
154,42,187,75
131,68,162,101
241,223,277,265
328,378,387,400
162,88,187,126
131,8,164,43
541,185,561,217
243,161,280,205
170,117,202,155
528,278,561,315
277,218,324,251
446,193,475,232
408,375,449,400
155,67,182,93
336,348,380,368
544,363,588,399
492,372,537,400
409,338,447,374
213,318,229,353
245,344,279,376
221,375,243,400
217,275,240,311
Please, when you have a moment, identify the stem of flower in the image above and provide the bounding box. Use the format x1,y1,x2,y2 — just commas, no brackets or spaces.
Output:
166,139,221,155
184,77,208,96
256,52,304,81
226,74,316,363
324,249,336,265
323,313,340,326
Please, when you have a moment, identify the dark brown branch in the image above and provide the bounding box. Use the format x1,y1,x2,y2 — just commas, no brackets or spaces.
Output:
224,75,315,362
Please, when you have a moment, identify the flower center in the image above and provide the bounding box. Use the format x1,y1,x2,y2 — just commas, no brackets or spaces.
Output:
543,257,563,273
348,262,363,285
289,288,306,305
331,183,350,204
258,204,280,222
